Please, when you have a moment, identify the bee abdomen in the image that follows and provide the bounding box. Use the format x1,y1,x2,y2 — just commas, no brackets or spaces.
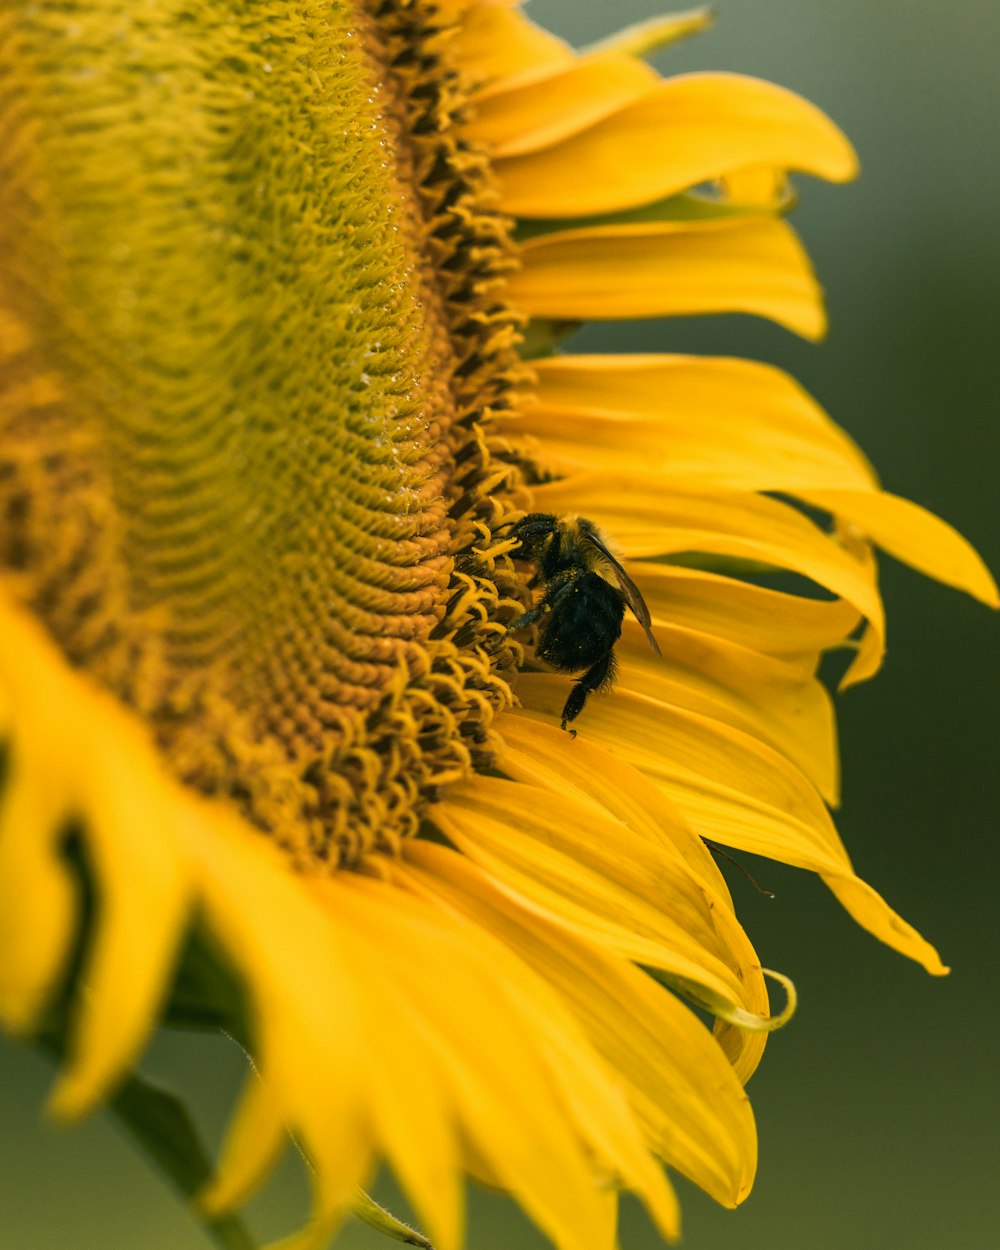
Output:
537,574,623,672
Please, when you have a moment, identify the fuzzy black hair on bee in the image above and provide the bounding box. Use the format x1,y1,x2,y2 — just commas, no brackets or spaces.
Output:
507,512,660,734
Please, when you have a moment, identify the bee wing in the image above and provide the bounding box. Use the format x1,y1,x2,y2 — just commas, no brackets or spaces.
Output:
583,530,662,656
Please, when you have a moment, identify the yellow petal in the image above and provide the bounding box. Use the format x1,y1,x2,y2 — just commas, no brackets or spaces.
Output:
494,72,858,217
186,813,374,1230
823,875,948,976
0,593,191,1115
314,881,464,1250
329,874,624,1250
0,632,76,1034
618,563,862,660
800,489,999,606
515,354,877,492
51,731,194,1117
495,711,731,898
616,623,840,804
492,714,774,1081
466,52,659,158
722,164,791,208
514,676,847,876
405,842,757,1209
348,956,463,1250
433,772,772,1031
0,593,395,1236
510,683,945,976
510,218,826,339
201,1071,288,1216
452,4,571,86
0,755,77,1034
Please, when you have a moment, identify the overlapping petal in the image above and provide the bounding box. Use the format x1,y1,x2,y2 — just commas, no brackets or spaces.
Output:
615,623,839,803
1,589,746,1250
474,714,780,1081
400,842,758,1205
315,873,639,1250
621,563,862,659
465,52,659,157
512,677,946,975
513,355,877,493
433,770,767,1029
486,72,857,217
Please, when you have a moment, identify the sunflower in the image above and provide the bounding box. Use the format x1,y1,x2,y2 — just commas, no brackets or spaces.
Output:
0,3,995,1249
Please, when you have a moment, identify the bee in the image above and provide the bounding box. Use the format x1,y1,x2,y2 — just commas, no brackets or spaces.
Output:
507,512,660,733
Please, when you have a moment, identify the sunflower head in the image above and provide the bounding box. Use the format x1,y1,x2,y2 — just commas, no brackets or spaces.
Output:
0,3,995,1250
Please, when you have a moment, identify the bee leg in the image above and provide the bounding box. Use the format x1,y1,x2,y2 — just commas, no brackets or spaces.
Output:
510,572,576,633
560,649,617,732
509,603,546,632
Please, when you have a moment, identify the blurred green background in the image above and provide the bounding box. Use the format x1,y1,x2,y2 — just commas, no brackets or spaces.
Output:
2,1,997,1247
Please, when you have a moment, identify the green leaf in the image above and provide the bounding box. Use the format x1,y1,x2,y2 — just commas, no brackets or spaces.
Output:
38,1023,260,1250
165,915,253,1050
109,1070,261,1250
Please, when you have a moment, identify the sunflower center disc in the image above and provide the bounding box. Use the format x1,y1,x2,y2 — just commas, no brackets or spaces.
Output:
0,0,527,864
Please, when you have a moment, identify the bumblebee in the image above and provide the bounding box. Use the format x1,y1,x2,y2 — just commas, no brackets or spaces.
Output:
507,512,660,733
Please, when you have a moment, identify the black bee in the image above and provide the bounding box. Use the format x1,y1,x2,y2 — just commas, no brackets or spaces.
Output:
507,512,660,733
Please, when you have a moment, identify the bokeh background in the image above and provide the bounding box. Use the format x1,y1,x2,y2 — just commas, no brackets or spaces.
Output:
2,1,997,1247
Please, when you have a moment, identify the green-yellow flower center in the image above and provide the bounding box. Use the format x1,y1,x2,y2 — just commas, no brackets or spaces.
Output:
0,0,528,864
